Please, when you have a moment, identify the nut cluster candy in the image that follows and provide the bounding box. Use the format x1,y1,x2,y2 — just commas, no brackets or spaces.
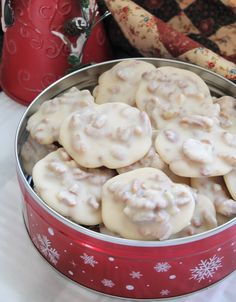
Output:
191,177,236,218
27,87,94,144
214,96,236,132
22,59,236,241
171,193,217,238
102,168,195,240
32,148,116,225
117,130,166,174
59,102,152,169
21,135,57,175
155,115,236,177
135,66,219,129
93,60,156,106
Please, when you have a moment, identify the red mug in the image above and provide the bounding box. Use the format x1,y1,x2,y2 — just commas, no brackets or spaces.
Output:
0,0,112,105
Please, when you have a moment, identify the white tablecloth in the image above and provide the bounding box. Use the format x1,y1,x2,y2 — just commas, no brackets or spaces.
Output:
0,91,235,302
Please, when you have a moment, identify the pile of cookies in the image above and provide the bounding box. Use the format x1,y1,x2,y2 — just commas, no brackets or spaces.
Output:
21,59,236,241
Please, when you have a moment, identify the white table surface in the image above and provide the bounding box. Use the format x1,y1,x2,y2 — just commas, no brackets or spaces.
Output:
0,91,235,302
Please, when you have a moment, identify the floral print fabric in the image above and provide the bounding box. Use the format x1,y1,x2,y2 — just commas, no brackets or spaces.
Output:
104,0,236,80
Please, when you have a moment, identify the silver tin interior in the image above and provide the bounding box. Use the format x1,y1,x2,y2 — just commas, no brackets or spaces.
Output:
15,58,236,247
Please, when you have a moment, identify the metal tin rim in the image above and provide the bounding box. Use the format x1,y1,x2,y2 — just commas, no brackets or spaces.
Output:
15,57,236,248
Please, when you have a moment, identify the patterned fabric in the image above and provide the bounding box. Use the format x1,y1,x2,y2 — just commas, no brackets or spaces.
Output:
103,0,236,80
102,0,236,64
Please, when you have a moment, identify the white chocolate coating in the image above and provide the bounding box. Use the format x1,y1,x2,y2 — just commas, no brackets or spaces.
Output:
214,96,236,132
117,130,166,174
93,60,156,106
172,193,217,238
102,168,195,240
20,135,57,175
27,87,94,144
32,148,115,225
117,130,190,185
191,177,236,218
59,102,152,169
135,66,218,129
155,115,236,177
224,169,236,200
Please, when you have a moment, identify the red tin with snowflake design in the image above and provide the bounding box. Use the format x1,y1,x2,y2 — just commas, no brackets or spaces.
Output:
0,0,112,106
15,59,236,300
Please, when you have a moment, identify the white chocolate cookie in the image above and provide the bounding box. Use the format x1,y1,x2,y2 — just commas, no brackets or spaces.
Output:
32,148,115,225
224,169,236,200
27,87,94,144
102,168,195,240
93,59,156,106
117,130,190,185
214,96,236,132
20,135,57,175
117,130,166,174
155,115,236,177
60,102,152,169
172,193,217,238
191,177,236,218
135,66,218,129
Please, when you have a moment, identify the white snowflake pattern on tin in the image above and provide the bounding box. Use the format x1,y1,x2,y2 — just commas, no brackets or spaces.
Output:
130,271,143,279
80,253,98,267
48,227,54,236
190,254,224,283
160,289,170,296
101,279,115,288
126,285,134,291
70,260,77,267
33,234,60,265
169,274,176,279
154,262,171,272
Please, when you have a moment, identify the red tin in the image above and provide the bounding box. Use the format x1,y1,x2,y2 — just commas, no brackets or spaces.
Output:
15,59,236,300
0,0,112,106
